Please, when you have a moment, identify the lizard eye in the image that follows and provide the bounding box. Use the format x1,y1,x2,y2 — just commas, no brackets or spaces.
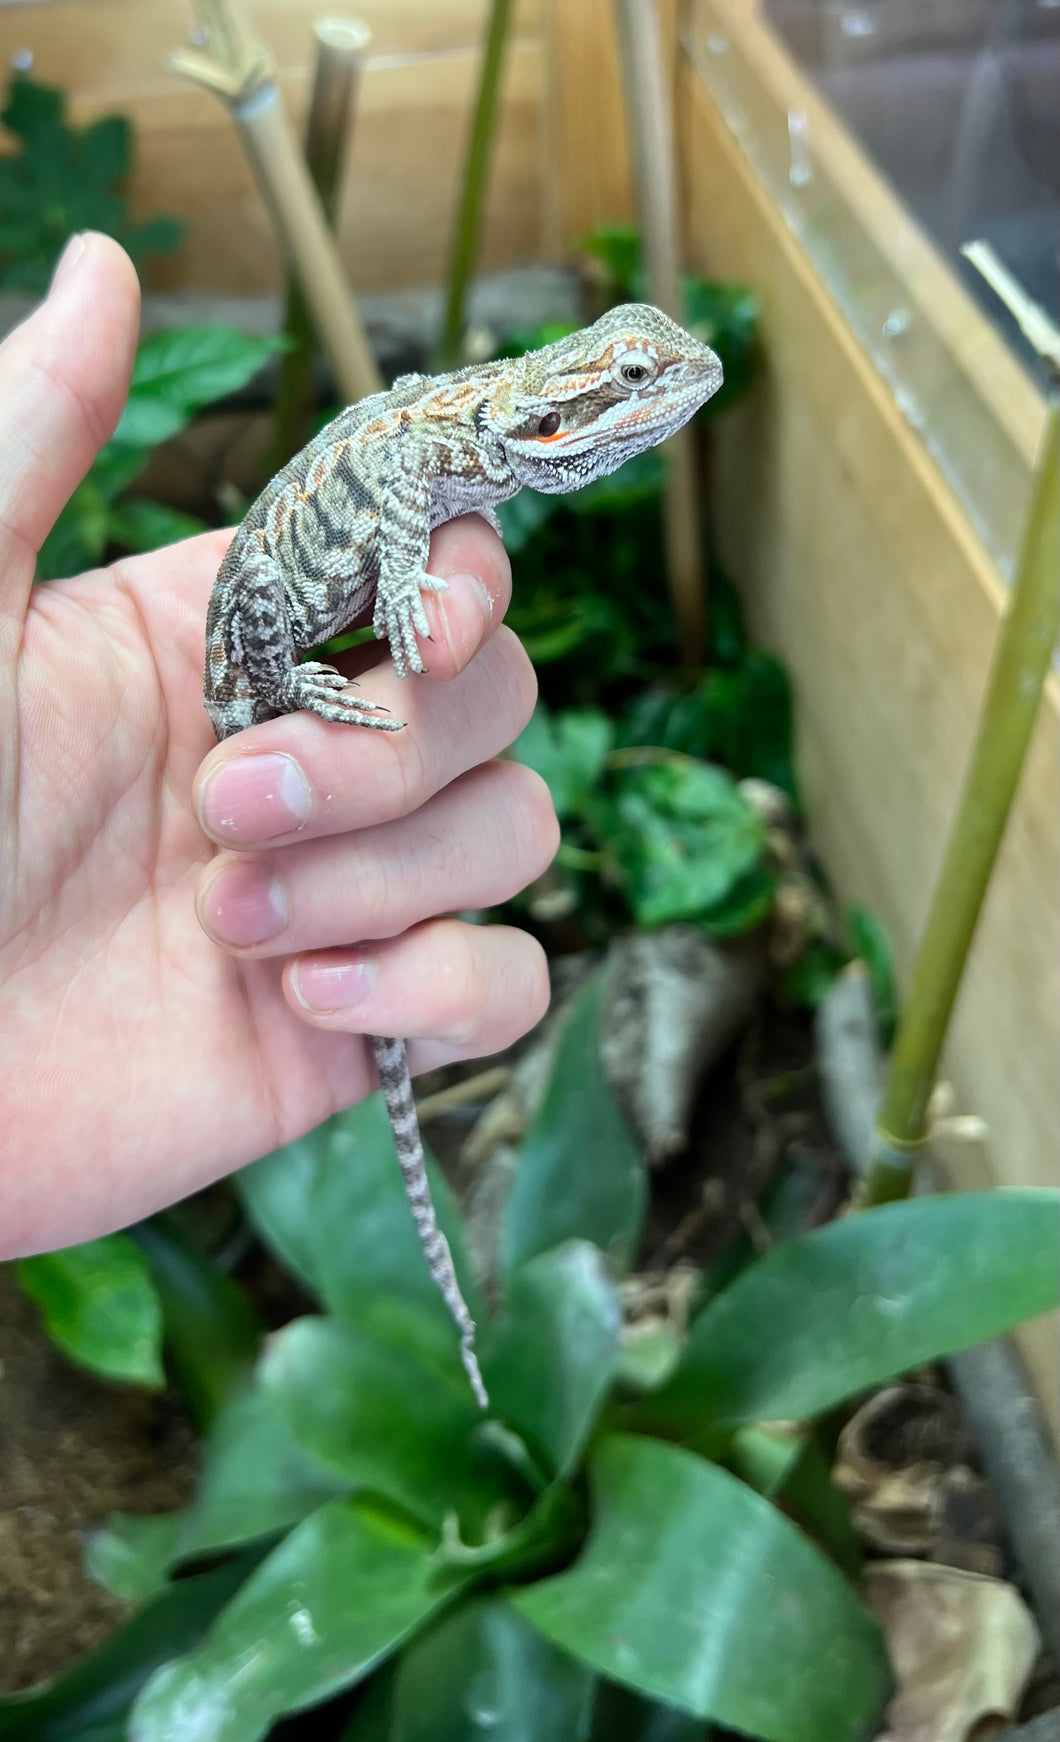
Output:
615,350,657,387
537,411,562,437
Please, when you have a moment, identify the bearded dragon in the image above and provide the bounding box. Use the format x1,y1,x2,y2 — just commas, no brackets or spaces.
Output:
204,303,723,1406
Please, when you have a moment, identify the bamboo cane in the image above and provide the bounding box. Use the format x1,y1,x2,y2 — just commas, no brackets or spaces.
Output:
272,17,371,463
434,0,515,371
613,0,706,665
170,0,380,404
861,404,1060,1207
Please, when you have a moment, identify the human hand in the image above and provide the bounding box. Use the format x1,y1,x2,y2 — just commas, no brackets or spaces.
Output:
0,235,556,1255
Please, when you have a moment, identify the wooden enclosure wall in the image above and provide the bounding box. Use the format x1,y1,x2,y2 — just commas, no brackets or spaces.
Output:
0,0,545,292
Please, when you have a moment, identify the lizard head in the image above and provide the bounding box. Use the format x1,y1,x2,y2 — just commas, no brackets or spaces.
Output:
485,303,723,494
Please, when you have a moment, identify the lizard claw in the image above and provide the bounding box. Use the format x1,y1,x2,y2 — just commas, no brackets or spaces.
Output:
280,663,403,731
374,571,449,679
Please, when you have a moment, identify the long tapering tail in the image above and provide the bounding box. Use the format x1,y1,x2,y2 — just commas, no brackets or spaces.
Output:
369,1034,488,1408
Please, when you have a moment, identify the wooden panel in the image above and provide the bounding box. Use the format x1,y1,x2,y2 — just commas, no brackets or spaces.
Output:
0,1,544,292
678,25,1059,1430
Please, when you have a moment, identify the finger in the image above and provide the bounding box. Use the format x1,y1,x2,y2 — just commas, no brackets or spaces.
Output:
0,234,140,602
409,514,511,680
283,918,551,1062
194,624,538,849
195,760,558,956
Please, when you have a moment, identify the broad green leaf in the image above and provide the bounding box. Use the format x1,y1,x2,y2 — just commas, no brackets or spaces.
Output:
16,1234,163,1387
391,1599,596,1742
509,703,614,821
485,1241,621,1478
238,1097,481,1330
131,1213,261,1428
0,1559,251,1742
130,1497,471,1742
639,1190,1060,1435
259,1314,517,1531
128,326,281,416
87,1389,350,1599
501,973,646,1277
596,759,765,929
515,1435,888,1741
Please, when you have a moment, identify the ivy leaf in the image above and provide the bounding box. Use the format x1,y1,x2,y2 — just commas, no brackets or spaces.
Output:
515,1435,889,1741
16,1234,163,1387
509,702,614,822
595,759,766,928
0,73,183,293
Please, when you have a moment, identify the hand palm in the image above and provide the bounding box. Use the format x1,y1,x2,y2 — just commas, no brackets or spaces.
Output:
5,535,358,1250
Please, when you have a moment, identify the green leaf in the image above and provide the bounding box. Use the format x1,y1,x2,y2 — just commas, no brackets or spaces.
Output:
597,759,766,928
238,1098,481,1332
131,1213,261,1428
87,1389,350,1599
130,1497,471,1742
515,1435,889,1741
639,1190,1060,1435
259,1314,517,1531
565,450,665,514
107,497,207,554
681,278,758,415
579,224,641,299
128,325,281,417
0,1558,252,1742
16,1234,163,1387
391,1599,597,1742
589,1684,708,1742
485,1241,621,1479
509,703,614,822
501,973,646,1277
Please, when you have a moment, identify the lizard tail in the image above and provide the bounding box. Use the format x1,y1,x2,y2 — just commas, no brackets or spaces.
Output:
369,1034,489,1409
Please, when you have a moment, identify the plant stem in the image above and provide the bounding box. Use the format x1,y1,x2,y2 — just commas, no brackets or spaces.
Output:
272,18,370,466
613,0,706,663
434,0,514,370
171,0,380,402
862,405,1059,1206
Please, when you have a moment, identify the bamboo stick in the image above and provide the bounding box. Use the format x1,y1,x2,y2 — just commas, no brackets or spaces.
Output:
861,405,1060,1207
170,0,381,404
613,0,706,664
435,0,515,371
273,17,371,463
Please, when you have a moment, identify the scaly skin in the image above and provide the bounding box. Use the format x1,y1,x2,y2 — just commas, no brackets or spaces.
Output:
204,303,723,1404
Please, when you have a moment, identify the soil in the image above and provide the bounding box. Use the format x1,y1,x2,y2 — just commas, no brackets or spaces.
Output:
0,1268,198,1696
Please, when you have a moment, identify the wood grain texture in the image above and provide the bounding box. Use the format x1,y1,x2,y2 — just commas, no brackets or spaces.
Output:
0,1,544,292
678,24,1058,1431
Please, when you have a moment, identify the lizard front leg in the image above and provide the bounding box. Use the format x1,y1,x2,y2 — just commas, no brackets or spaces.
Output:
207,539,400,737
374,442,449,679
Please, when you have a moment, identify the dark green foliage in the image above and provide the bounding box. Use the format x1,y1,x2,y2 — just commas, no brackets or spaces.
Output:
8,975,1055,1742
15,1234,164,1388
37,325,286,580
0,74,183,293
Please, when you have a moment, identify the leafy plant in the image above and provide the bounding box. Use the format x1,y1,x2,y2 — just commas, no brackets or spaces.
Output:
509,700,775,938
15,1234,165,1388
37,325,286,580
4,976,1055,1742
0,73,183,293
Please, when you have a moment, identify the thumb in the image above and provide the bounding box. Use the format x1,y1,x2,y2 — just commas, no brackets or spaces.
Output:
0,232,140,607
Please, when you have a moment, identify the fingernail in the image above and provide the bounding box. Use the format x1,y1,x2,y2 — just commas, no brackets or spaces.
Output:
198,753,312,844
50,234,86,294
291,955,376,1013
451,571,494,619
198,861,288,948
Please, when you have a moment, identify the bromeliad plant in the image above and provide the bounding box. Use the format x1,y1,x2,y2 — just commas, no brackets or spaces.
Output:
2,975,1056,1742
